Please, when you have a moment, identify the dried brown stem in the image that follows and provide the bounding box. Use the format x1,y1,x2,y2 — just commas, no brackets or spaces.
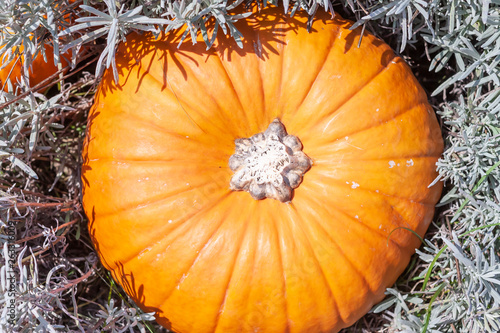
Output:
15,201,74,208
16,218,79,244
21,225,72,263
0,184,66,200
50,261,97,294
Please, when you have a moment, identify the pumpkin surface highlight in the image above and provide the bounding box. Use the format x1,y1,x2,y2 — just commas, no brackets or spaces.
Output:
82,6,443,333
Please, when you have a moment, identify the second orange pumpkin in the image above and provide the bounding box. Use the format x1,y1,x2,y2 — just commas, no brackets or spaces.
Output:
0,42,72,90
0,0,76,90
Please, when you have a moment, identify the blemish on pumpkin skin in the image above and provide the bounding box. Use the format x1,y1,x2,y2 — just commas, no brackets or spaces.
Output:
351,182,359,189
137,247,152,259
346,142,363,150
179,273,189,286
406,159,414,167
152,108,161,120
389,160,396,168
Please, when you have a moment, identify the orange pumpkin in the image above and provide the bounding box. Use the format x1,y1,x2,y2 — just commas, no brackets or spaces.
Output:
82,6,443,333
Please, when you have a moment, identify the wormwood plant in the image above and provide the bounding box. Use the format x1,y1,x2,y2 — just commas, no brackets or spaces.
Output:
1,0,499,332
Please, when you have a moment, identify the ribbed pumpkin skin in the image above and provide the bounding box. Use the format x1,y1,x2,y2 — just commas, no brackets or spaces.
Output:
82,7,443,333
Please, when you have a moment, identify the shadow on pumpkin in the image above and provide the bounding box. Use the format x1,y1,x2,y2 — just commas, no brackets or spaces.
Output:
96,5,390,97
113,260,172,330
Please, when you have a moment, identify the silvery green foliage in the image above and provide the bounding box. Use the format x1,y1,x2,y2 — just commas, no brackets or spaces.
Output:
0,240,155,331
436,95,500,230
0,195,155,331
1,244,65,332
348,0,436,52
376,233,500,332
96,299,156,333
0,92,71,179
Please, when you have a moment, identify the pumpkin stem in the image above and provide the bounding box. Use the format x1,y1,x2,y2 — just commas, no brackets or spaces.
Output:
229,119,312,202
